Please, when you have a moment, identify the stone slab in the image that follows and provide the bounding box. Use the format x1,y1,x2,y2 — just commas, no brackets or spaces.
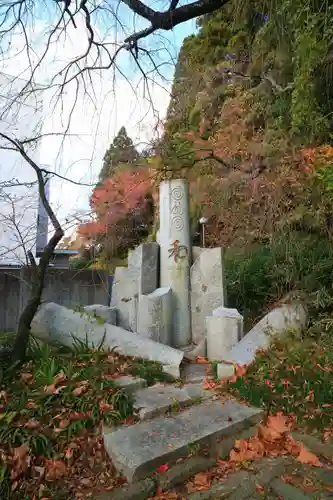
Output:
113,375,147,394
159,455,215,490
103,399,264,481
206,315,239,362
191,248,225,344
159,179,192,347
181,362,212,384
110,266,138,331
132,382,207,420
213,306,244,340
221,303,307,366
83,304,117,325
137,287,172,345
270,478,312,499
110,243,159,331
98,478,156,500
31,302,184,378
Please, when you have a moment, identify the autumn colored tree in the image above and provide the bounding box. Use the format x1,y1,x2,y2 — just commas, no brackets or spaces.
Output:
98,127,139,182
79,167,154,266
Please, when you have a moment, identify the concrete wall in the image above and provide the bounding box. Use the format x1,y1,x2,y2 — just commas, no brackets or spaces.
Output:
0,268,109,332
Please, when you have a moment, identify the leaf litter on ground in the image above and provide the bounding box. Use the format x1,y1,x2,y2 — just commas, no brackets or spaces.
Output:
0,339,168,499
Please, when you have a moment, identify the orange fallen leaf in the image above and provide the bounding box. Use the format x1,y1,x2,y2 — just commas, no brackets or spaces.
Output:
203,380,216,390
195,356,209,364
266,413,291,435
193,471,211,490
297,445,323,467
256,483,264,492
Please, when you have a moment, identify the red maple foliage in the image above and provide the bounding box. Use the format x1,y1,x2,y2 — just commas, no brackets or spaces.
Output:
79,167,153,240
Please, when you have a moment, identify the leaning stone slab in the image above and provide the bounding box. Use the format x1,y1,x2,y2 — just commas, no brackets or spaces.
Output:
83,304,117,325
191,248,225,344
111,243,159,331
132,382,211,420
31,302,184,378
219,303,307,369
137,287,172,345
103,399,263,481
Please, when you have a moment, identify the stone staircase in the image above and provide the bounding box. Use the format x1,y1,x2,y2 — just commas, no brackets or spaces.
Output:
102,365,264,497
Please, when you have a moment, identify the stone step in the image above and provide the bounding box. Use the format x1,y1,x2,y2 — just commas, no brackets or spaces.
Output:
113,375,147,395
103,399,263,482
132,382,213,420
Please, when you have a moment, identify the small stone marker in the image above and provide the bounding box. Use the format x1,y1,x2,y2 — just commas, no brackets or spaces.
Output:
206,307,242,361
191,248,225,344
137,287,172,345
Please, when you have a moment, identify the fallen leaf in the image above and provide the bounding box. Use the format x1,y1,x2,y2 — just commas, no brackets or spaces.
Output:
203,380,216,389
24,419,40,429
45,459,67,480
53,371,67,385
193,471,211,490
68,411,91,422
157,464,169,473
297,445,323,467
11,444,30,480
266,413,291,436
99,400,114,413
195,356,209,364
44,384,66,395
21,372,33,383
0,390,8,403
64,448,73,459
72,381,89,396
256,483,264,492
27,399,37,409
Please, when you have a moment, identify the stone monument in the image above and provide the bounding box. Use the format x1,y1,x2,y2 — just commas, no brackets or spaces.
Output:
159,179,192,347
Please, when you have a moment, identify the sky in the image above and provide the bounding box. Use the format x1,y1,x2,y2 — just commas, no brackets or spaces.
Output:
0,3,196,246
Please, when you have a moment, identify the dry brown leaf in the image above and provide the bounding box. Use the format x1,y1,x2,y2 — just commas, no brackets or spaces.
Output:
99,400,114,413
24,419,40,429
72,381,89,396
194,356,209,364
53,371,67,385
21,372,33,383
193,471,211,490
258,423,282,442
11,444,30,480
297,445,323,467
44,384,66,395
45,459,67,480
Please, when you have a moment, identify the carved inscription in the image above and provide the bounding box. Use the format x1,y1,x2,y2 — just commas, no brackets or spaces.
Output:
171,186,185,231
168,239,188,263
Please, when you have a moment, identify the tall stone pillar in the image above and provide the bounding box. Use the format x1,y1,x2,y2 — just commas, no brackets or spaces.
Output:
159,179,192,347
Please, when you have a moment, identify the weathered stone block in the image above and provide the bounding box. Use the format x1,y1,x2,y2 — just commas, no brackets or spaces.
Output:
110,243,159,331
83,304,117,325
191,248,225,344
103,399,263,481
216,362,235,380
31,302,184,378
137,287,172,345
223,303,307,366
206,315,239,362
213,306,244,340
